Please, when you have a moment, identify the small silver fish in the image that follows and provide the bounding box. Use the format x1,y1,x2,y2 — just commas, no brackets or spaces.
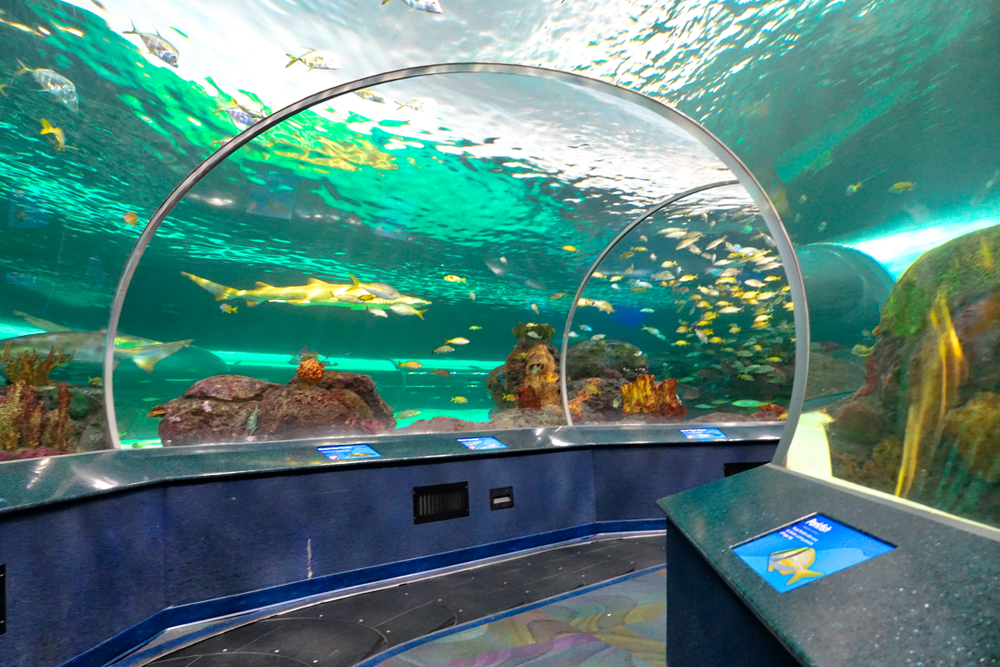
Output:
384,0,443,12
15,60,78,111
123,24,179,67
354,88,386,103
286,49,340,71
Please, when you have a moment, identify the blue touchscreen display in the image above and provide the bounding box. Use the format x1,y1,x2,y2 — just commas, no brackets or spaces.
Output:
457,436,508,450
316,444,382,461
732,514,895,592
679,427,727,440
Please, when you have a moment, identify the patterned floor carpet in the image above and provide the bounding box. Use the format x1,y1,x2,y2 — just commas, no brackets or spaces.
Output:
377,568,667,667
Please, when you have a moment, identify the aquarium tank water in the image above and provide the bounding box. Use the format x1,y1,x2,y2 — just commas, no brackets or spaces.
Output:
1,0,999,530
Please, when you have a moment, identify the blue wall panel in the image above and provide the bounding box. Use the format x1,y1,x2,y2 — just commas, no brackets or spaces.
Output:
164,451,595,606
0,443,772,666
593,444,776,521
0,490,167,666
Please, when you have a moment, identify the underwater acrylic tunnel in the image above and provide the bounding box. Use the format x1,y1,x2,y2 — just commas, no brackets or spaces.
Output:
100,62,810,452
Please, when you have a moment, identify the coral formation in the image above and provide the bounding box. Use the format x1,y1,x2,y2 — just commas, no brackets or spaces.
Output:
0,381,101,457
826,226,1000,527
568,378,602,421
511,322,555,343
1,342,74,385
565,339,647,382
752,403,789,421
153,370,396,446
620,375,686,419
518,344,559,408
296,358,324,385
487,323,563,411
942,393,1000,483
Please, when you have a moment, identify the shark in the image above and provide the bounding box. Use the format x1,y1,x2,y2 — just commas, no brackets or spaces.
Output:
1,331,192,373
180,272,431,313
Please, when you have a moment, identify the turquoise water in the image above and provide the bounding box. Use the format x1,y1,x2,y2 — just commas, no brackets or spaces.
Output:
0,0,997,448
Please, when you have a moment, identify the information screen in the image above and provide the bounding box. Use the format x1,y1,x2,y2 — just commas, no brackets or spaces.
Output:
679,427,727,440
316,444,382,461
732,514,895,592
457,436,508,450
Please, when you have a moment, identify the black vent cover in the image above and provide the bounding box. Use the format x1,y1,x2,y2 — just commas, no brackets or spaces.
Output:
724,461,769,477
413,482,469,524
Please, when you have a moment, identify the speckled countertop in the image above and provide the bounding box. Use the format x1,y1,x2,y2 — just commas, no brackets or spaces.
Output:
659,464,1000,666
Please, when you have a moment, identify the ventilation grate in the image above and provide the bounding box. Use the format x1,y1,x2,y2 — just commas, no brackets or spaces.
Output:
413,482,469,524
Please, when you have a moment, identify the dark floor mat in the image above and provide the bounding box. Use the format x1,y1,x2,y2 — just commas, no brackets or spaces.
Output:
150,534,665,667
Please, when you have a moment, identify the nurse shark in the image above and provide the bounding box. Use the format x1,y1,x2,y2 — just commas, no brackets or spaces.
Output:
180,272,431,312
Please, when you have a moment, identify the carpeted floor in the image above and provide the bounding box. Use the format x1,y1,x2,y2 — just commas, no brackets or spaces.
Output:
377,567,666,667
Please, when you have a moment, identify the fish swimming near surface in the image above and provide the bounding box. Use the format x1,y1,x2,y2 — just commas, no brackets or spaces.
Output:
384,0,444,13
443,274,465,283
0,331,191,373
397,360,422,369
767,547,823,585
181,272,430,315
354,88,386,103
285,49,340,71
390,304,427,319
349,273,400,300
123,24,179,67
562,245,578,253
215,99,266,128
450,396,467,403
445,337,469,345
220,304,237,314
469,326,482,330
39,119,66,151
123,211,139,227
888,181,916,194
368,308,388,318
15,60,78,111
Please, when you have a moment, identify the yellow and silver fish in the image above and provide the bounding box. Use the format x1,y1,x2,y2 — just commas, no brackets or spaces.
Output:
767,547,823,585
14,59,78,110
123,24,179,67
285,49,340,71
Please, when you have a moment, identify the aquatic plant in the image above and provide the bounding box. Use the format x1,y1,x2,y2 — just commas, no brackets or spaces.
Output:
1,342,74,385
0,381,73,452
620,375,686,419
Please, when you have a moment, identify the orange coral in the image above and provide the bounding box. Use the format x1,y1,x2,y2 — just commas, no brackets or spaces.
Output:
1,342,74,385
620,375,686,419
520,344,560,408
568,378,601,421
516,386,542,410
297,358,324,385
755,403,788,420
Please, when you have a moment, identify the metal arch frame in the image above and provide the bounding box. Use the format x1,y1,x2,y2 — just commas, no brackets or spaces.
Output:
102,62,810,464
557,180,737,419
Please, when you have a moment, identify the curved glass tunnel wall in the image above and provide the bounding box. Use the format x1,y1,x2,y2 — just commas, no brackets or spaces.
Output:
106,67,807,449
563,182,799,426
